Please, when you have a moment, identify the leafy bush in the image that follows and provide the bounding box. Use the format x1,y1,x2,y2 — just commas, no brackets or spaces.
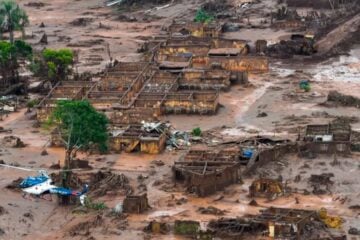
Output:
194,9,214,23
192,127,202,137
26,99,39,108
84,197,107,211
33,48,74,83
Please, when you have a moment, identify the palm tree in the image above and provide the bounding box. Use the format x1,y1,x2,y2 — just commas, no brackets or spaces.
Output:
0,0,29,43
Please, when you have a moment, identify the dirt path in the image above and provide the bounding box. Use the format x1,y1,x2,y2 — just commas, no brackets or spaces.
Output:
315,13,360,54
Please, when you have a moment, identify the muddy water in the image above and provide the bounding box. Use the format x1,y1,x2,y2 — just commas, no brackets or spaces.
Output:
313,45,360,83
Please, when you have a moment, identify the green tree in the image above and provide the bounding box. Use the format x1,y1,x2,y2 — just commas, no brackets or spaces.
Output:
0,0,29,43
50,100,108,170
37,48,74,85
194,8,214,23
0,39,32,86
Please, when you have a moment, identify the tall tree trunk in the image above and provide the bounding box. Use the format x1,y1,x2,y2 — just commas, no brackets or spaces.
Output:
21,27,26,40
60,148,72,205
9,29,14,44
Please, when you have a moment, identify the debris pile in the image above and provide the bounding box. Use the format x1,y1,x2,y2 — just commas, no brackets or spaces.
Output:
197,206,225,215
68,214,103,237
309,173,334,194
89,171,132,197
5,178,23,191
123,193,150,213
144,221,170,234
326,91,360,108
2,136,25,148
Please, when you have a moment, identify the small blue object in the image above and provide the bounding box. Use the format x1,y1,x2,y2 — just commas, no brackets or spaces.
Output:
49,187,73,196
243,149,253,158
19,175,48,189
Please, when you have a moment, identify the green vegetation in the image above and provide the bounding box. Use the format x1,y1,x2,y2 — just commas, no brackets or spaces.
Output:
84,197,107,211
49,100,108,193
192,127,202,137
174,220,200,235
31,48,74,85
0,0,29,42
26,98,39,109
194,8,214,23
0,40,32,85
50,100,108,161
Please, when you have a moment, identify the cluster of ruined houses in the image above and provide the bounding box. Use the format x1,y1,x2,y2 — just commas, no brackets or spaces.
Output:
174,123,352,197
35,21,268,149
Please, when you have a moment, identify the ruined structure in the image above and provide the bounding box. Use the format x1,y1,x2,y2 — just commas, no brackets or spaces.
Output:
208,207,329,240
36,20,269,126
36,81,95,122
249,178,286,200
301,123,352,154
173,148,241,196
109,123,167,154
123,193,150,213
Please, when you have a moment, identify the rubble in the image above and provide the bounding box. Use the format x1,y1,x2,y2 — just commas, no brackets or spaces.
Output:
69,18,94,27
326,90,360,108
348,227,360,235
89,171,132,197
0,206,7,216
68,214,103,237
197,206,225,215
144,221,170,234
2,136,25,148
123,193,150,213
5,178,23,191
309,173,334,194
173,148,241,196
249,178,287,200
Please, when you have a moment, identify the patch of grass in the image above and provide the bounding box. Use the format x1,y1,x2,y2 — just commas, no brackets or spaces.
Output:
84,197,107,211
194,9,214,23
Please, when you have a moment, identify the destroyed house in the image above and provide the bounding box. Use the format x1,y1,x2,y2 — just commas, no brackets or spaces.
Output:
302,123,351,154
180,69,232,91
90,61,152,110
173,148,241,196
208,208,319,240
168,22,223,38
237,136,296,174
252,207,318,240
192,55,269,73
123,193,150,213
36,81,95,122
109,124,167,154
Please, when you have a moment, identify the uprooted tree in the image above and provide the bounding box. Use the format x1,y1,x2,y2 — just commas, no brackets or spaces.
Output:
49,100,108,203
31,48,74,86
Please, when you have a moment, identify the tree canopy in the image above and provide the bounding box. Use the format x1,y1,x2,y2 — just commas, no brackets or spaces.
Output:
0,39,32,85
50,100,109,156
32,48,74,84
0,0,29,42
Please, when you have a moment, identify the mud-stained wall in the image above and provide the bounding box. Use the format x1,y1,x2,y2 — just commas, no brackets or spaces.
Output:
174,163,241,197
163,92,218,114
180,70,231,90
192,56,269,73
244,143,298,175
123,194,149,213
168,22,222,38
303,142,351,155
106,108,159,125
140,135,167,154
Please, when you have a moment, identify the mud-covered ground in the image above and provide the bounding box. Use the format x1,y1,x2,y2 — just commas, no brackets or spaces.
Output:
0,0,359,239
